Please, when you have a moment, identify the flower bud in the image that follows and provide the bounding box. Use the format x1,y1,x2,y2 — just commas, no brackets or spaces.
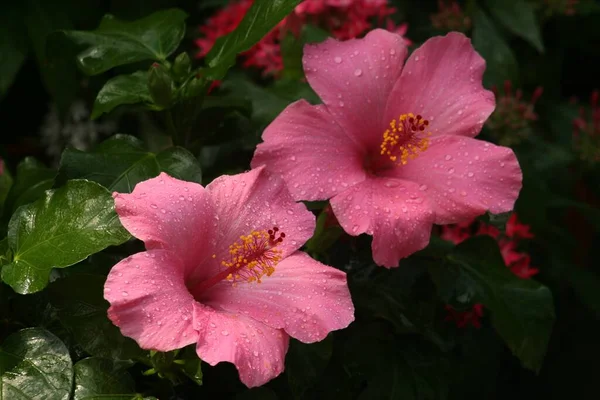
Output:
173,52,191,81
148,63,173,108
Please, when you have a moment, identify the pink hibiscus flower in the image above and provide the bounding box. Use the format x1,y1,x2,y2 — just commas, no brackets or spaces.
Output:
252,29,522,267
104,167,354,387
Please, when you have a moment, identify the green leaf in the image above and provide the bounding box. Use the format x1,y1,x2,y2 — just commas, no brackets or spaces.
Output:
3,157,55,216
472,8,519,87
0,4,29,99
49,274,144,360
0,328,73,400
343,323,449,400
484,0,544,52
92,71,154,119
58,134,202,193
25,0,79,111
281,24,329,80
286,336,333,396
204,0,302,80
305,209,343,256
63,8,188,75
1,180,130,294
178,346,203,386
73,357,137,400
436,236,555,372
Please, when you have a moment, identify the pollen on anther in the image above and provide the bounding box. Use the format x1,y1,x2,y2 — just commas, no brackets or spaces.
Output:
380,112,432,165
220,226,285,286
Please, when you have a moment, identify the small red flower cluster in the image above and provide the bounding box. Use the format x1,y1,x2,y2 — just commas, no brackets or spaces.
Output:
195,0,409,75
486,81,543,146
431,0,472,32
573,90,600,163
442,213,538,328
542,0,578,16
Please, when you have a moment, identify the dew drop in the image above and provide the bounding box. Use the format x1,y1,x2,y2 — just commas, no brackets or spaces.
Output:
221,330,229,336
444,154,452,161
354,68,363,77
334,56,342,64
121,291,128,297
150,204,158,209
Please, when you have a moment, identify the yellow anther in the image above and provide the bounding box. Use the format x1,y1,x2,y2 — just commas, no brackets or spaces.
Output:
380,113,431,165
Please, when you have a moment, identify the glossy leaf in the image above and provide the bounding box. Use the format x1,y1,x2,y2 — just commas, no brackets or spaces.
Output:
286,336,333,396
92,71,154,119
204,0,302,80
1,180,130,294
49,273,144,360
472,8,519,87
63,8,188,75
58,134,202,193
436,236,555,372
2,157,55,216
0,328,73,400
73,357,137,400
484,0,544,52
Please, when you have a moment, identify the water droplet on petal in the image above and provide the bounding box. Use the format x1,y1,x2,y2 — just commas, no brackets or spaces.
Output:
334,56,342,64
354,68,363,77
221,330,229,336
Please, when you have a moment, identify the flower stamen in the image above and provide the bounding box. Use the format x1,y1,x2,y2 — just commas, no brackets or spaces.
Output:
380,113,431,165
221,227,285,284
190,227,286,295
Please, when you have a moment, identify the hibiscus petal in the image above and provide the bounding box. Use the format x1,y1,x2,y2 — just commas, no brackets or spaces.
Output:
303,29,408,150
389,135,522,224
104,249,198,351
252,100,366,201
206,166,315,261
330,177,435,267
193,303,289,388
113,173,217,280
385,32,495,138
202,251,354,343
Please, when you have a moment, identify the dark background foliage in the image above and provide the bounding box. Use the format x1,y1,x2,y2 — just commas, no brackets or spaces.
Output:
1,0,599,399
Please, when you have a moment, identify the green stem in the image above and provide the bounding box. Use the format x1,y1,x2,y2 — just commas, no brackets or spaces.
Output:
166,109,182,147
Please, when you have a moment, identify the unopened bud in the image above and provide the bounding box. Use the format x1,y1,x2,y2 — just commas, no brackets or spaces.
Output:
173,52,191,81
148,63,173,108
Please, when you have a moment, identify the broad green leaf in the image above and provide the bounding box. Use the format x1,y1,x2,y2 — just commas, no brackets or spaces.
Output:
0,328,73,400
435,236,555,372
2,157,55,217
472,8,519,87
1,180,130,294
73,358,137,400
204,0,302,80
63,8,188,75
25,0,78,112
58,134,202,193
286,336,333,396
484,0,544,52
92,71,154,119
49,274,144,360
0,4,29,99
